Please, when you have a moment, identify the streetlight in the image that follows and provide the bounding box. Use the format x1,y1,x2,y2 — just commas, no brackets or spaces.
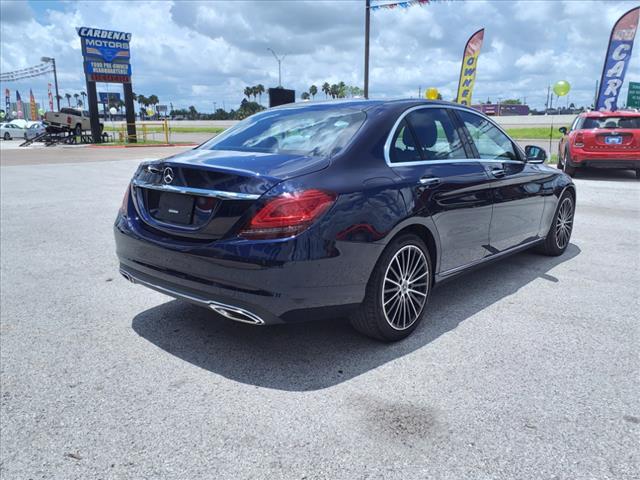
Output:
41,57,60,111
267,48,286,88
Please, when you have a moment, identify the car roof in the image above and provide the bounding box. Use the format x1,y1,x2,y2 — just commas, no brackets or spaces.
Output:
270,98,476,113
581,110,639,118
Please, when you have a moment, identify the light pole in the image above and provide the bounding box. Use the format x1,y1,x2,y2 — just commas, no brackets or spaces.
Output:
41,57,60,110
267,48,286,88
364,0,370,99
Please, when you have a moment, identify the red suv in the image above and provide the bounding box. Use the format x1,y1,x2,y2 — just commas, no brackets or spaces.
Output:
558,111,640,178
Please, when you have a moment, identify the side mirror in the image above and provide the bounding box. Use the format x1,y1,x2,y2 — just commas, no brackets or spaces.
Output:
558,127,567,135
525,145,547,163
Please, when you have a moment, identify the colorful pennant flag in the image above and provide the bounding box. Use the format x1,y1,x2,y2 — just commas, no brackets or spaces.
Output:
370,0,436,12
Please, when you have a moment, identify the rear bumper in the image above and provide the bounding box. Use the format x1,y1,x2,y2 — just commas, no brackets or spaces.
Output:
114,215,383,324
569,149,640,169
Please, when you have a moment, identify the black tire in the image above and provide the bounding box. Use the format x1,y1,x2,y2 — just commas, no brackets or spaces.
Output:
3,132,10,140
537,192,575,256
350,233,433,342
557,148,565,170
562,151,576,176
74,124,82,136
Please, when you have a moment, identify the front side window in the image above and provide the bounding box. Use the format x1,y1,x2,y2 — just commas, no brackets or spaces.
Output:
405,108,466,160
200,107,366,157
458,110,519,161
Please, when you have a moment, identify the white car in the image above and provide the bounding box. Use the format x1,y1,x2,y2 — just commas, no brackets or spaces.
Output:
24,122,47,140
1,123,27,140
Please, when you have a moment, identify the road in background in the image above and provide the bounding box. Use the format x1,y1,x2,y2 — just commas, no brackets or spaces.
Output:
0,154,638,479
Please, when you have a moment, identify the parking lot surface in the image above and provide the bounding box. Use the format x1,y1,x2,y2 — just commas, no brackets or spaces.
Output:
1,155,638,479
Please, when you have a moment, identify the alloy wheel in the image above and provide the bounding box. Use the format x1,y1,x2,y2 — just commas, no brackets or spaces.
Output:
381,244,429,330
555,197,574,249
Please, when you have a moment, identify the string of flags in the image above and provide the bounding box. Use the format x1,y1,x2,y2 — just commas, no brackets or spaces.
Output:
370,0,441,11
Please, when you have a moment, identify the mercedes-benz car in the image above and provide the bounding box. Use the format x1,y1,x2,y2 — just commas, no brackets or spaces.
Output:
558,110,640,178
115,100,576,341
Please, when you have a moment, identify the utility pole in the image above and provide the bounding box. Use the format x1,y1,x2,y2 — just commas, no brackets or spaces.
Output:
545,84,550,110
364,0,371,99
41,57,60,110
267,48,286,87
418,86,421,99
594,80,599,109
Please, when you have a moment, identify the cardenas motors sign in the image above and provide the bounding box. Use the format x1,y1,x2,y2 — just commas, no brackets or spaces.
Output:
77,27,132,83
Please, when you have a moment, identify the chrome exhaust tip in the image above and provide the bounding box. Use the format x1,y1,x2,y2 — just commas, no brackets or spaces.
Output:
120,270,134,283
209,304,265,325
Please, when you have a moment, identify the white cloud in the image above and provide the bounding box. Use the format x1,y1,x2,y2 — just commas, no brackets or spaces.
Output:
0,0,638,111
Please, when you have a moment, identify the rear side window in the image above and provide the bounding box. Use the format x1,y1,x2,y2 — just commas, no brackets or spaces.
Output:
457,110,519,161
389,119,421,163
405,108,466,160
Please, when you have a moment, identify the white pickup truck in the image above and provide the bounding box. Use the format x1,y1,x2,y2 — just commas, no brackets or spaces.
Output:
44,108,102,135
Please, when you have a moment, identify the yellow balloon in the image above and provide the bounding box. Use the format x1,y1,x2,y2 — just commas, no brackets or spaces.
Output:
553,80,571,97
425,87,439,100
146,107,155,116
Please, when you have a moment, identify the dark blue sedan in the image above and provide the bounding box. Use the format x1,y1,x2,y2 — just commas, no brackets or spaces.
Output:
115,99,576,341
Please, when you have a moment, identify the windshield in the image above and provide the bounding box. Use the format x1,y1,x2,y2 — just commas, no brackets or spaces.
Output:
582,116,640,129
200,107,366,157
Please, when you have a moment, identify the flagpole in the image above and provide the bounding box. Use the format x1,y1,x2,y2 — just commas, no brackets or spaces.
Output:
364,0,370,99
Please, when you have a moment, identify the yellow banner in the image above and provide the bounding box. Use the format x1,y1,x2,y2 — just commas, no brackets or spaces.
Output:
456,29,484,106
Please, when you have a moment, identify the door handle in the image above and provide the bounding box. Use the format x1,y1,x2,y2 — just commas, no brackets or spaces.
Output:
419,176,441,187
491,168,506,178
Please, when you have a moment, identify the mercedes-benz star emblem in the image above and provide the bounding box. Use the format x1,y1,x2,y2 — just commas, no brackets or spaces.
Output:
163,167,174,184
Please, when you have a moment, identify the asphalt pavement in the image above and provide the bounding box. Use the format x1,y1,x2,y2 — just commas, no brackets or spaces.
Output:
0,155,638,479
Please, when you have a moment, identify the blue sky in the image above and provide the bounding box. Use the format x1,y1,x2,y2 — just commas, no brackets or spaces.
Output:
1,0,638,112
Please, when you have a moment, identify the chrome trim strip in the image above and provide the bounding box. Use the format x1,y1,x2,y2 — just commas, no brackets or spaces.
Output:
383,104,526,167
132,179,261,200
120,268,265,325
438,238,543,279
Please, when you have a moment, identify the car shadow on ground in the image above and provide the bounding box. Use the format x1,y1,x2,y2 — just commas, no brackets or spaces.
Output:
132,244,581,391
572,168,637,182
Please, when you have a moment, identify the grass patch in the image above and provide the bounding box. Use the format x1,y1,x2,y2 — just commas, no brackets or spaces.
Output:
506,127,569,140
104,126,225,134
100,139,195,146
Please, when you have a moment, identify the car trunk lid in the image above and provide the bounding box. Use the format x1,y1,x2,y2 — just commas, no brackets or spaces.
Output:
131,148,329,241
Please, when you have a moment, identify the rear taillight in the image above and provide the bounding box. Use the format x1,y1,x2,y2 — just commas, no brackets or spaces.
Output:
240,189,337,240
119,184,130,214
574,132,584,147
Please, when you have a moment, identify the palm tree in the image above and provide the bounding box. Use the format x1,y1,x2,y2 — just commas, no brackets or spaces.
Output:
244,87,252,100
73,93,79,107
56,94,63,108
338,82,346,98
309,85,318,100
80,91,87,105
251,86,258,101
64,93,72,107
322,82,330,99
256,84,265,104
330,84,339,99
301,92,310,100
148,94,159,118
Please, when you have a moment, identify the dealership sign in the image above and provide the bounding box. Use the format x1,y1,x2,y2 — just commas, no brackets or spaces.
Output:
77,27,132,83
595,7,639,111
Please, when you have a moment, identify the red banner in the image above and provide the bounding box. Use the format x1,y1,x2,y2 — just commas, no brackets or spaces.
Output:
29,89,37,120
48,83,54,111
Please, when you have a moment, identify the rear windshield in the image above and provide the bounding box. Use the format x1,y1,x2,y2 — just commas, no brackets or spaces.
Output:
201,107,366,157
60,108,80,116
582,116,640,129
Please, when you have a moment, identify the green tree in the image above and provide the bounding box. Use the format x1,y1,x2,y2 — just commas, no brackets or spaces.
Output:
329,84,339,99
188,105,198,120
64,93,72,107
322,82,330,99
301,92,310,100
256,84,265,103
73,93,79,107
80,91,87,105
501,99,521,105
337,81,346,98
309,85,318,100
244,86,252,100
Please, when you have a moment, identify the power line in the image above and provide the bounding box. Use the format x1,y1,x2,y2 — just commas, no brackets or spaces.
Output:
0,63,53,82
